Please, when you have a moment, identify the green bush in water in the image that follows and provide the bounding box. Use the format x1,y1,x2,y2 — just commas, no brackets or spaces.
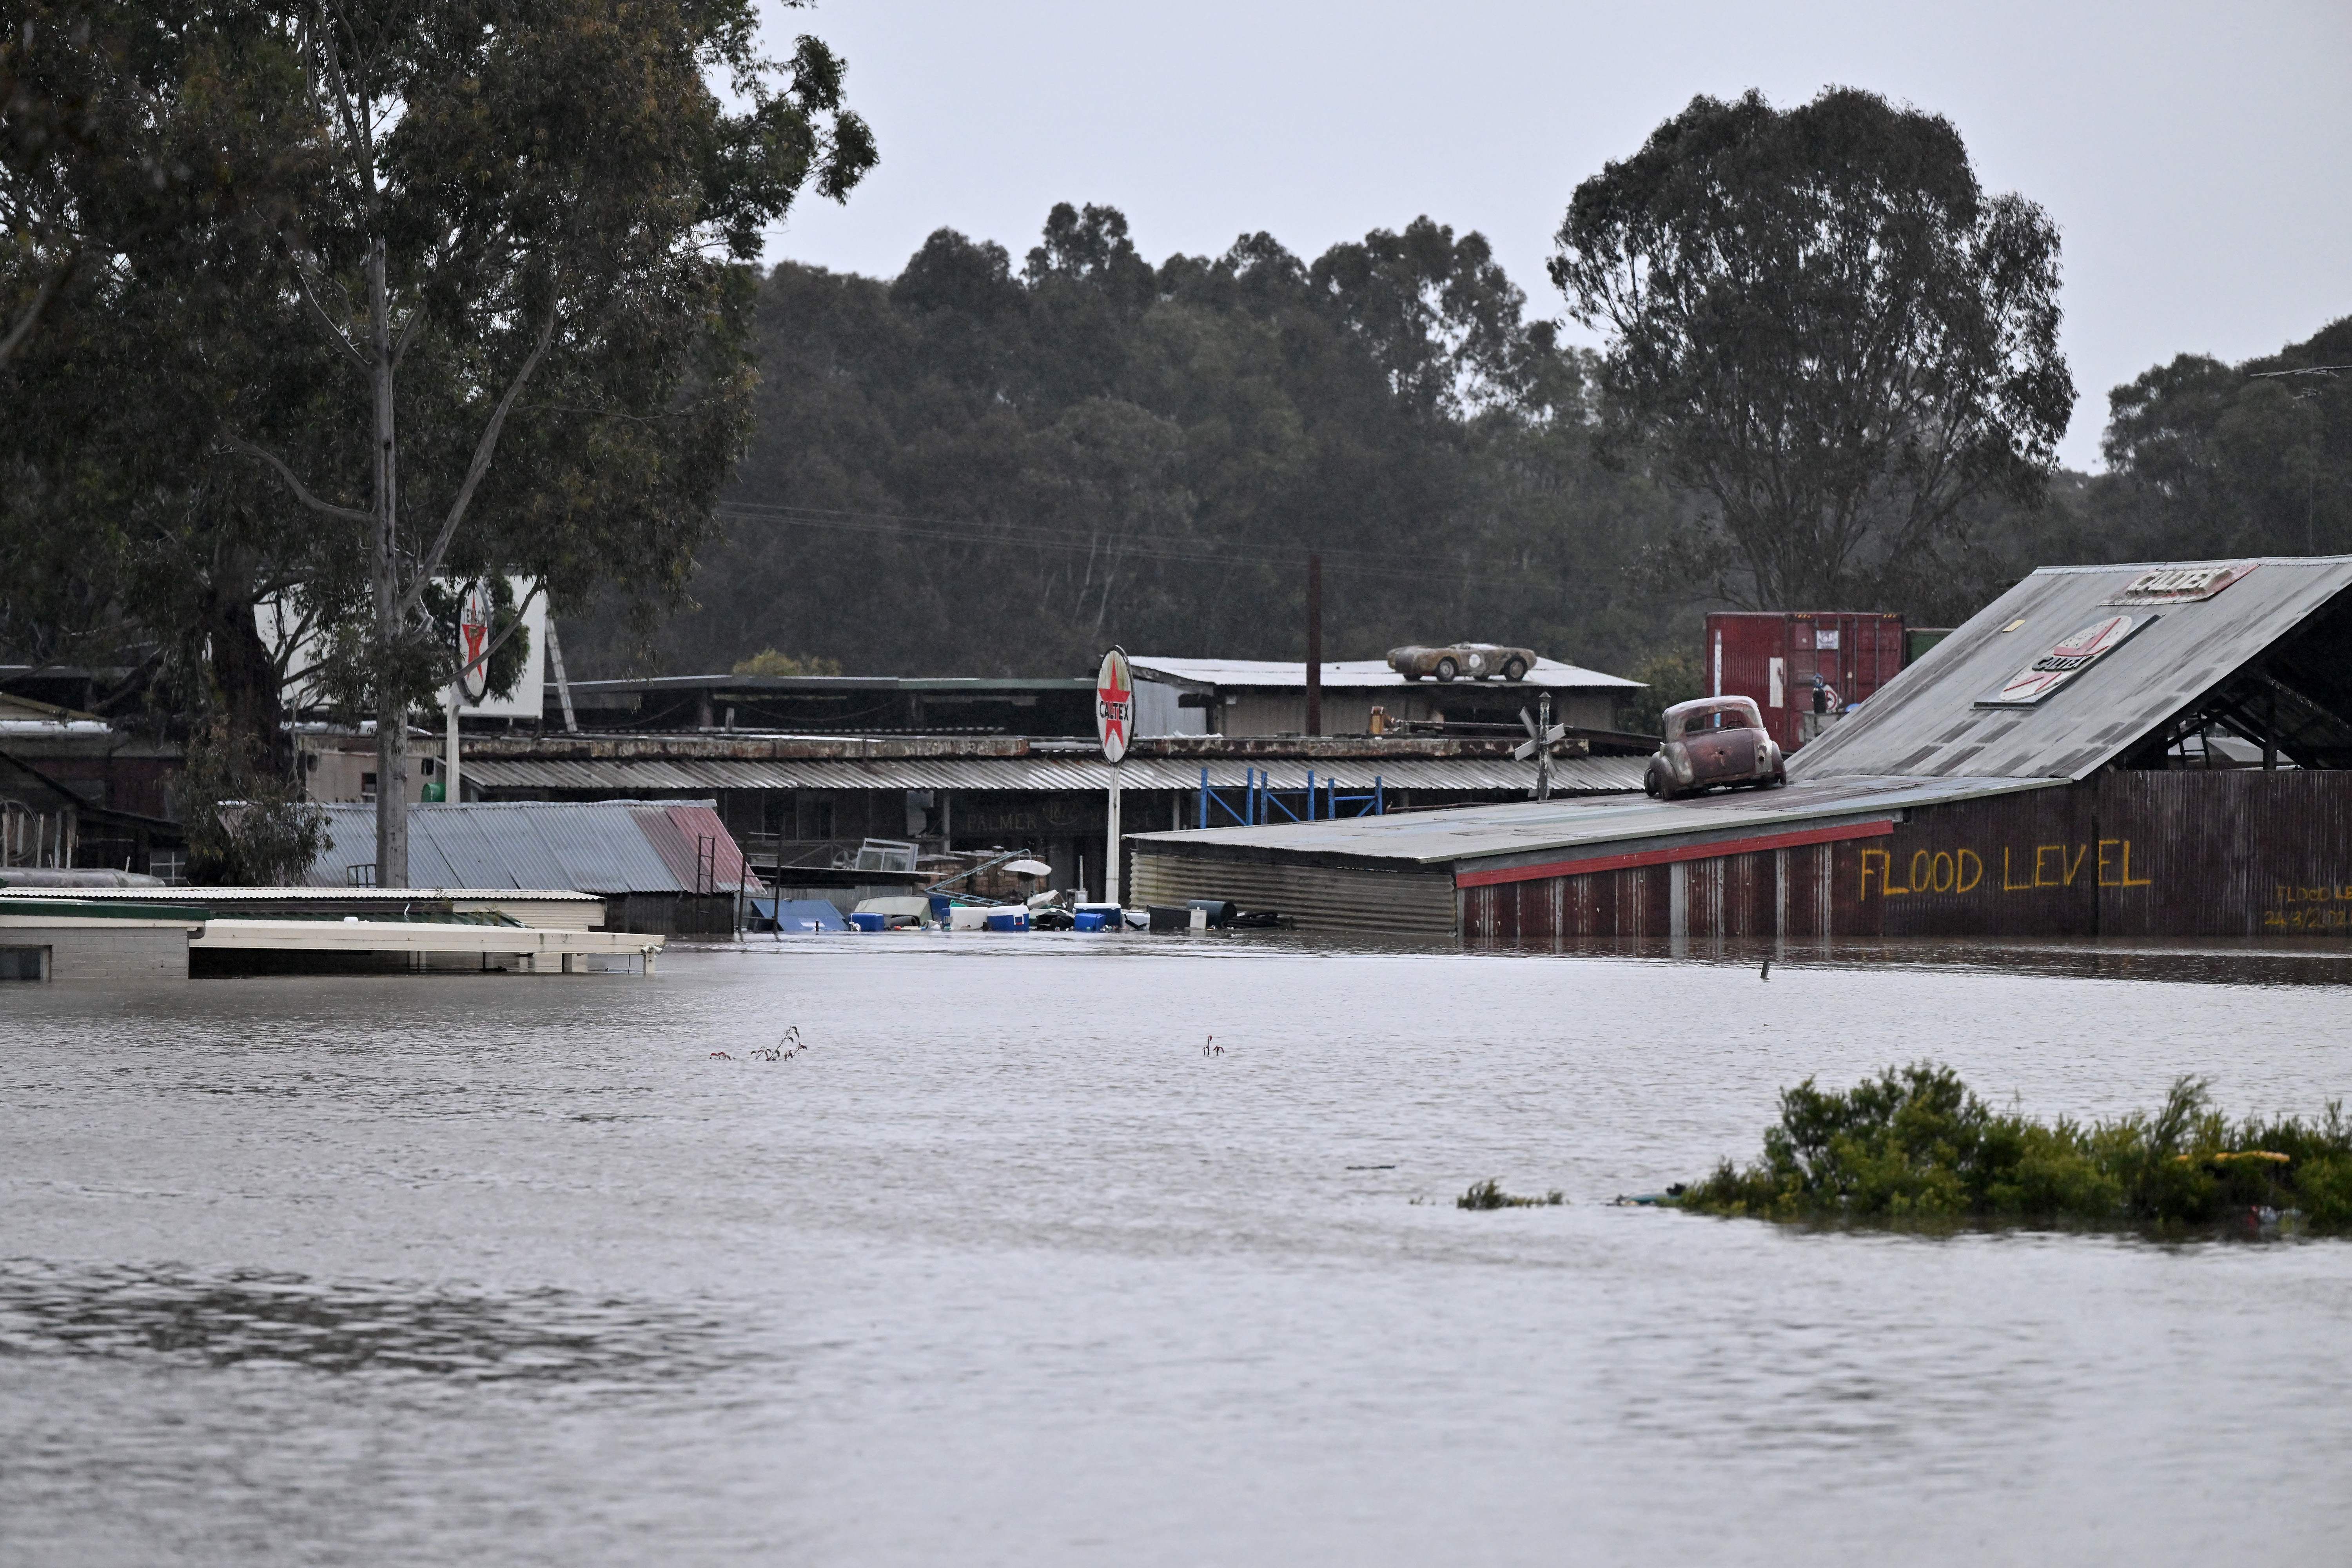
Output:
1683,1063,2352,1230
1458,1178,1565,1210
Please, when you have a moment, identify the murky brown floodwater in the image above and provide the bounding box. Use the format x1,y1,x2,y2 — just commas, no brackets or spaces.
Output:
6,934,2352,1565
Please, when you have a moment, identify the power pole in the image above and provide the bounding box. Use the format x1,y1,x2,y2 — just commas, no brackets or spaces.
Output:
1305,553,1323,737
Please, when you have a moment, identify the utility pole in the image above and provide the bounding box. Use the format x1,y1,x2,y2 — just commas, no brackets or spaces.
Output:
1305,553,1323,737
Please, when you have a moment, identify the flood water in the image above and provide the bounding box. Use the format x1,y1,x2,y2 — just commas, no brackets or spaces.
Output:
7,935,2352,1565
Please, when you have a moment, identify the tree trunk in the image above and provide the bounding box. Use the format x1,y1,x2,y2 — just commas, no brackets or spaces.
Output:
203,584,286,778
368,236,408,887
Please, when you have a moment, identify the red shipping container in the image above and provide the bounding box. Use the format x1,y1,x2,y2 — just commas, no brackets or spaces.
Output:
1704,612,1906,751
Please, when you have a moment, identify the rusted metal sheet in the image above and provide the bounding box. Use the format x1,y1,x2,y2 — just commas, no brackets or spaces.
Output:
2094,771,2352,938
1465,771,2352,942
1707,611,1905,752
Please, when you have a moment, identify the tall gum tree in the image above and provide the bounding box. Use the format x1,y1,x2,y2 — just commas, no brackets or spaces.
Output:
1550,88,2074,610
235,0,871,884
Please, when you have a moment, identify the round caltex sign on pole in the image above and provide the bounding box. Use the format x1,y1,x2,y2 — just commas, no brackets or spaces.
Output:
457,581,494,704
1096,646,1134,764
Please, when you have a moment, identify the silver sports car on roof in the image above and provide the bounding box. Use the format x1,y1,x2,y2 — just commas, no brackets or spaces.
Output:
1386,642,1536,682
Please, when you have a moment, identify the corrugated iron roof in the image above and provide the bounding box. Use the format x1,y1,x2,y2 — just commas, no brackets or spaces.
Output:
461,753,1649,795
1129,773,2060,870
304,801,757,893
1128,655,1642,690
1793,556,2352,782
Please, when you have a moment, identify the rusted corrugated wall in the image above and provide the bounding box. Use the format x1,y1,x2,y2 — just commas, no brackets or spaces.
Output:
1461,772,2352,941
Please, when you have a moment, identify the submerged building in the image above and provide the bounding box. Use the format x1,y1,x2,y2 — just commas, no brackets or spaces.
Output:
1130,558,2352,939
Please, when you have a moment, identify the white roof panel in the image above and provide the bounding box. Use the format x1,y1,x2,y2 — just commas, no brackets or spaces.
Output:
1127,655,1642,691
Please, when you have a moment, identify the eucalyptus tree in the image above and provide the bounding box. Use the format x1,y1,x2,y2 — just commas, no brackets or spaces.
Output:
221,0,872,884
1550,88,2074,609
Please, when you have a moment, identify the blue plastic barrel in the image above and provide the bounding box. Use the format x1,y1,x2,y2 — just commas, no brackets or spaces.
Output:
848,912,887,932
1073,909,1110,931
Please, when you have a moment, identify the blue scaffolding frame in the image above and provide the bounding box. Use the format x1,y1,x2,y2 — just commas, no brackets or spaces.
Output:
1198,766,1384,827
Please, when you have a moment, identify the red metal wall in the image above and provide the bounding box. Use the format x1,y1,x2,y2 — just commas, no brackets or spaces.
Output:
1461,771,2352,942
1704,612,1906,751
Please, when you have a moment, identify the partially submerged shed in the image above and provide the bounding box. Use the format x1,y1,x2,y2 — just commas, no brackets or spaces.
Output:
1131,557,2352,940
303,800,761,934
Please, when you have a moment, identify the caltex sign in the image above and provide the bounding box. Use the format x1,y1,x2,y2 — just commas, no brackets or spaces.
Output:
1096,647,1134,764
1982,613,2151,706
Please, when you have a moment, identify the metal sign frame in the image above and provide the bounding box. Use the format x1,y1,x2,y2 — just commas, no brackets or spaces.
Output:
1096,647,1134,765
1976,613,2156,708
457,581,494,704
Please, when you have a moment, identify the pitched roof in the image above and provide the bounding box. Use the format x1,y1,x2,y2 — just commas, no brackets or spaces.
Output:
1792,557,2352,782
304,800,759,893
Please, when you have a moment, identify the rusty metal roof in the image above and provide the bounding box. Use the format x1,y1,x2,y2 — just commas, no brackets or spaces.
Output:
1793,555,2352,782
461,753,1648,796
1129,773,2058,871
305,801,758,893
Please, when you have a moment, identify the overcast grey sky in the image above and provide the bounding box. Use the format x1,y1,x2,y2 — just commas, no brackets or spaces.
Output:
757,0,2350,471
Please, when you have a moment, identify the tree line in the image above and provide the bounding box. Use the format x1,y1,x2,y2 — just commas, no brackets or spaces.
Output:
589,89,2348,691
8,49,2351,860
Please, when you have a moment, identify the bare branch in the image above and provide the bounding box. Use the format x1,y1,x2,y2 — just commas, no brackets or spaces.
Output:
221,434,376,525
292,265,368,371
391,304,426,368
397,307,558,615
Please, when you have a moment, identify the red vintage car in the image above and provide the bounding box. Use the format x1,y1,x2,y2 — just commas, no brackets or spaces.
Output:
1645,696,1787,799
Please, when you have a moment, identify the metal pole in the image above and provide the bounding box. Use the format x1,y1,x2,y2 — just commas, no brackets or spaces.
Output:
1537,691,1553,802
546,615,580,733
445,694,461,805
1106,762,1123,906
1199,766,1208,829
1305,553,1323,736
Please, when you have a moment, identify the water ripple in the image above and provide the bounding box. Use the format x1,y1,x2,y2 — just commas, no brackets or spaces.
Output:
0,1258,723,1383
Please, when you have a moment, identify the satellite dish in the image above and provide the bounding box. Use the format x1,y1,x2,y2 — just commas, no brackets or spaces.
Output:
1005,858,1053,877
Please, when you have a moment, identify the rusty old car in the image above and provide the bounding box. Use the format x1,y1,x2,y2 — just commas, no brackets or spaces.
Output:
1644,696,1786,799
1386,642,1536,682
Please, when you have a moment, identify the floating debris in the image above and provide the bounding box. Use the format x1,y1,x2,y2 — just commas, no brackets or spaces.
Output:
1610,1185,1688,1207
747,1026,806,1063
1457,1178,1564,1210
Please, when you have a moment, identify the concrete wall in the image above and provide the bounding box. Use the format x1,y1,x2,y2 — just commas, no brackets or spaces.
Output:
1,925,189,981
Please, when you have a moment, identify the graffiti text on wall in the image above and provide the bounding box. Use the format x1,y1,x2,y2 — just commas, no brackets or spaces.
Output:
1859,841,2153,899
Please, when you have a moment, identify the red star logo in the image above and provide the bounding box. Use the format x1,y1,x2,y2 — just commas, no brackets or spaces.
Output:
1097,658,1132,755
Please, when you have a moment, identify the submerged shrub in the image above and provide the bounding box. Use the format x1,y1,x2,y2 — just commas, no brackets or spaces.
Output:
1685,1065,2352,1232
1458,1179,1565,1210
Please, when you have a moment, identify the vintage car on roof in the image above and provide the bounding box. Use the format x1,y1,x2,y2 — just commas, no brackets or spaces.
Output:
1645,696,1786,799
1386,642,1536,682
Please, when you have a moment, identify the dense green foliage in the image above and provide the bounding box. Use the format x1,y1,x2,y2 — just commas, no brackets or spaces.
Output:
1457,1178,1564,1210
1552,88,2074,612
2097,317,2352,561
0,0,870,749
1685,1064,2352,1230
590,205,1691,681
